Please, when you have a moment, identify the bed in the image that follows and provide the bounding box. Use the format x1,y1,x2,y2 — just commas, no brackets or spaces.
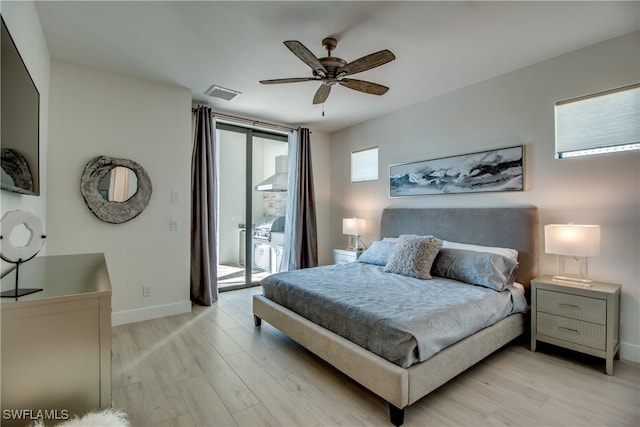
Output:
253,207,538,425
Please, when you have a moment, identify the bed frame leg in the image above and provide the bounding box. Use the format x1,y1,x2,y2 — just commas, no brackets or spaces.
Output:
254,315,262,327
388,404,405,426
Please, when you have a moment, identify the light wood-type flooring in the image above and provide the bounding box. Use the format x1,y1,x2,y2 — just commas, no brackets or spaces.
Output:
112,287,640,427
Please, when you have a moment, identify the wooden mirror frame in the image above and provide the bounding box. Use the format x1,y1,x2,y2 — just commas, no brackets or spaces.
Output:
81,156,152,224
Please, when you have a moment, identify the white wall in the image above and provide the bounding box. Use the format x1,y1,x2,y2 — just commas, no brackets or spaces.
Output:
47,60,192,325
0,1,50,274
330,31,640,362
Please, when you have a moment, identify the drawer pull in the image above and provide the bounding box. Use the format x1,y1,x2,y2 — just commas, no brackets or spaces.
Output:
558,303,580,310
558,326,580,335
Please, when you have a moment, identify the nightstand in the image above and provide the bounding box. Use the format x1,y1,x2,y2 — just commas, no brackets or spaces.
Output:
530,276,621,375
332,248,362,264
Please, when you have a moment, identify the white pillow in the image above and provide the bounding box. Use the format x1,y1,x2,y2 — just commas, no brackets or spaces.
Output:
512,282,525,294
441,240,518,261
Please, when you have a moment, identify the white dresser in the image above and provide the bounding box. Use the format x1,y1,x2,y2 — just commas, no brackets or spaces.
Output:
530,276,620,375
1,254,112,425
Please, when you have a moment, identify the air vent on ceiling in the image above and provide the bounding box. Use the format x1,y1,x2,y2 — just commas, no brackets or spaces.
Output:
205,85,241,101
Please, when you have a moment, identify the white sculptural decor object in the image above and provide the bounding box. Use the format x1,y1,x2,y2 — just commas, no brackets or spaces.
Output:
0,210,47,297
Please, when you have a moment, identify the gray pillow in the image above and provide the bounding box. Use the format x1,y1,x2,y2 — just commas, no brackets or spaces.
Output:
384,235,443,279
358,240,397,266
431,248,518,291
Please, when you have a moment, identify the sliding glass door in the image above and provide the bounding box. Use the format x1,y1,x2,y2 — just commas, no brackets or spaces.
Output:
216,123,288,291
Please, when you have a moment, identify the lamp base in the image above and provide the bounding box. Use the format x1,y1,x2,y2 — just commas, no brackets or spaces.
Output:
552,275,593,286
553,255,594,286
346,235,363,252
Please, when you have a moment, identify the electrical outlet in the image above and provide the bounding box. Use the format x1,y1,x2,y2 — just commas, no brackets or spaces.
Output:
170,219,179,231
171,190,179,204
142,284,152,297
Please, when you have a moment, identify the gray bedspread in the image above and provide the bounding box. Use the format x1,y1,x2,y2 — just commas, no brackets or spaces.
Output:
261,262,528,368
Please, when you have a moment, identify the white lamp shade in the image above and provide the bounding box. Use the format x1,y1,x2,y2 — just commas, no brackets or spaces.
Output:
342,217,366,236
544,224,601,257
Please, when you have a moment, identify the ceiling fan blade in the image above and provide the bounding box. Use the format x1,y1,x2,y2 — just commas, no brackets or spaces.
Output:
339,78,389,95
284,40,328,77
313,84,331,104
339,49,395,76
260,77,319,84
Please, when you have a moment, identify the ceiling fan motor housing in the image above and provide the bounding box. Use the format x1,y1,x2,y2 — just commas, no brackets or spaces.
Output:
315,57,347,79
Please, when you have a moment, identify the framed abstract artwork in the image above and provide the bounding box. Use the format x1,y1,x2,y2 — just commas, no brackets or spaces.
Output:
389,145,524,197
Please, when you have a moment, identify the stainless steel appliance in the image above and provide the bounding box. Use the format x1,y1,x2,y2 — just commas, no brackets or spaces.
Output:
252,216,285,241
255,156,288,192
252,216,285,272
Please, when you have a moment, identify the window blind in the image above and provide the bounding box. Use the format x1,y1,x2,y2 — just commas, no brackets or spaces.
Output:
351,147,379,182
554,83,639,158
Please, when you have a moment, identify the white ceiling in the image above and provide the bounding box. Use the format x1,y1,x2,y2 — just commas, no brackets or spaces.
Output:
34,1,639,132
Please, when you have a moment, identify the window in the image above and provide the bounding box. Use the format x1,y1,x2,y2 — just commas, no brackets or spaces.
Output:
554,83,639,158
351,147,378,182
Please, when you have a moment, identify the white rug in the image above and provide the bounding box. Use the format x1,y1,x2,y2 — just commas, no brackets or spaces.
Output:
30,409,129,427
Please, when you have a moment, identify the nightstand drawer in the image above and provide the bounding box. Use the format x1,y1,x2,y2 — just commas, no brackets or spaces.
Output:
537,289,606,324
332,249,361,264
334,252,355,264
537,312,606,350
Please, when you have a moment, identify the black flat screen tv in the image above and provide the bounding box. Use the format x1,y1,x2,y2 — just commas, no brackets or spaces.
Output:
1,15,40,196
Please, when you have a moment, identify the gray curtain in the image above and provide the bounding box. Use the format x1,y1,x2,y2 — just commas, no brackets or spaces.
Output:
282,128,318,271
190,106,218,305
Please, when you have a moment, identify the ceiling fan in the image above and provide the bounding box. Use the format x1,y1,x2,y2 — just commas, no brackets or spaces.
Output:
260,37,396,104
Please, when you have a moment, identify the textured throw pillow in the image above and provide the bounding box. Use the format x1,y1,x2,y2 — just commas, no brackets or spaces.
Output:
431,248,519,291
384,235,443,279
358,240,397,266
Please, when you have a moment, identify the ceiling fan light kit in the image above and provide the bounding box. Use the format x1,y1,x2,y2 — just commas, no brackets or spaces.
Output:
260,37,395,105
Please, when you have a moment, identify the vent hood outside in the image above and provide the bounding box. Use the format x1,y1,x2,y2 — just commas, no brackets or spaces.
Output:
255,155,288,192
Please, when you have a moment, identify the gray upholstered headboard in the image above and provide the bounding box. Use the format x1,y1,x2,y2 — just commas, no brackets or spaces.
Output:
380,207,538,287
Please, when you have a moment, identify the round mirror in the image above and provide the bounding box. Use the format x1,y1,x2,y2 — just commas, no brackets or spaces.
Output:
97,166,139,202
81,156,152,224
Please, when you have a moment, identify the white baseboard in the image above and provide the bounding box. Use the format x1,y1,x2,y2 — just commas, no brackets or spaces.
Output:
620,341,640,363
112,300,192,326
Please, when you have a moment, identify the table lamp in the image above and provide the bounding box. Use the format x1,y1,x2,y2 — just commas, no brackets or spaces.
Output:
342,217,365,251
544,223,600,285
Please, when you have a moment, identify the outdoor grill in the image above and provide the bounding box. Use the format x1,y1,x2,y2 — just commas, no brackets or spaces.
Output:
251,216,285,242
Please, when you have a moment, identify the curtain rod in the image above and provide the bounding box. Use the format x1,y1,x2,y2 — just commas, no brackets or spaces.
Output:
192,107,297,133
